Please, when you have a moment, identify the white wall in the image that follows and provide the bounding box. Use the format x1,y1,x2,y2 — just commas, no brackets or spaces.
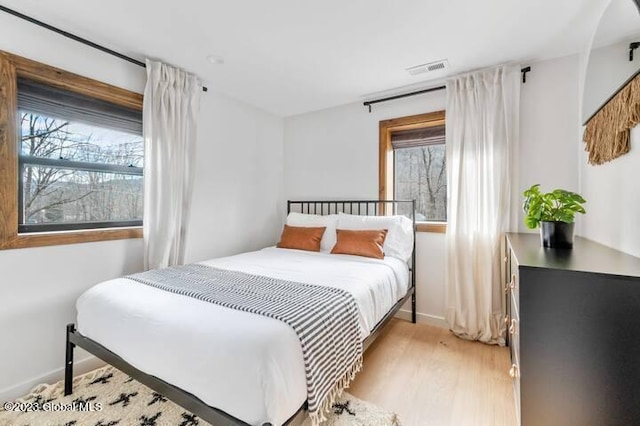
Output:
186,93,285,262
0,13,284,401
518,54,581,232
283,54,582,326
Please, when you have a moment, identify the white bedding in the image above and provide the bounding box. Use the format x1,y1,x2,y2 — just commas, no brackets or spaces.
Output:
76,247,409,426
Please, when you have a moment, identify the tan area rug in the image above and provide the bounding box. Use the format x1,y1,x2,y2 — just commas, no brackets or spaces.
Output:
0,366,401,426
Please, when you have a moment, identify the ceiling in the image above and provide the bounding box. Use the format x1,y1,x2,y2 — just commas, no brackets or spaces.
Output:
1,0,608,117
593,0,640,47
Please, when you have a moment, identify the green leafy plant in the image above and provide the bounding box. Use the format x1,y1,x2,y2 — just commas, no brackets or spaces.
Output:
522,184,587,229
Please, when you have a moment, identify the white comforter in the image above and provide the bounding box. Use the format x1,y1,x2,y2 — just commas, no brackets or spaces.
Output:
77,247,409,426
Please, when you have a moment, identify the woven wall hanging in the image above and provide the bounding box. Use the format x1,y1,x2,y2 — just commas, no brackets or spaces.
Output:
583,72,640,165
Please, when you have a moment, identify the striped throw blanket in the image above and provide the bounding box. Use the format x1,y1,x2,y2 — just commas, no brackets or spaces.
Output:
126,264,363,425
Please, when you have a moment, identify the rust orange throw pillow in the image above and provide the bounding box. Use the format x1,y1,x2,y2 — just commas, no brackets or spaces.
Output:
277,225,326,252
331,229,388,259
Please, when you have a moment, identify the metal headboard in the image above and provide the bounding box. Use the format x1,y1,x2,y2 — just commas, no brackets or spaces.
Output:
287,199,417,324
287,199,415,218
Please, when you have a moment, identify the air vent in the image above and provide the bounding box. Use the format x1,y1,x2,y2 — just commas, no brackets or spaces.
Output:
406,59,449,76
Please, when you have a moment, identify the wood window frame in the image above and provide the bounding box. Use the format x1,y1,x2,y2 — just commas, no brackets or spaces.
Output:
379,110,447,234
0,51,143,250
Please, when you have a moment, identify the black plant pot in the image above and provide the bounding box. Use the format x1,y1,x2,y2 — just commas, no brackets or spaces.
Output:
540,221,575,249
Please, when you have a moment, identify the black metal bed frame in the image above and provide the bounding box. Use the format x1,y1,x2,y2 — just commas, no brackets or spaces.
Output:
64,200,416,426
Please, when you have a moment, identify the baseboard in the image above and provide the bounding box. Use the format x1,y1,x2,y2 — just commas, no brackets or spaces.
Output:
395,309,449,329
0,355,106,403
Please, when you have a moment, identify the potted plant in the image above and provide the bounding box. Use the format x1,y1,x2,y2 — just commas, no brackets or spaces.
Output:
522,184,587,248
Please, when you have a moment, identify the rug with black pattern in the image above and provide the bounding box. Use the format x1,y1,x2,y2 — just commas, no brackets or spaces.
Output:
0,366,401,425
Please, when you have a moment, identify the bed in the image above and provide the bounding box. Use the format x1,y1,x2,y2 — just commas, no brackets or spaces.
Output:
64,200,417,426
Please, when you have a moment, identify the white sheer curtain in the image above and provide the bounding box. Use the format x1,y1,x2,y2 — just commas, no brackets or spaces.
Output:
143,59,201,270
445,65,520,344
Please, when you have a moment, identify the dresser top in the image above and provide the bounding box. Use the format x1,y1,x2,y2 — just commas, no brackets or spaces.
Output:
506,233,640,279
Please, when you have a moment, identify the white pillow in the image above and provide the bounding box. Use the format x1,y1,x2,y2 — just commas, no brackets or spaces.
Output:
286,212,338,252
336,213,414,262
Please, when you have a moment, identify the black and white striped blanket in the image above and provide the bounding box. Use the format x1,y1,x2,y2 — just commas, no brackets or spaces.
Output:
126,264,363,425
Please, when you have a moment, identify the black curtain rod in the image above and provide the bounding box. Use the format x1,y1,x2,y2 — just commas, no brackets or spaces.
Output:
0,4,208,92
364,66,531,112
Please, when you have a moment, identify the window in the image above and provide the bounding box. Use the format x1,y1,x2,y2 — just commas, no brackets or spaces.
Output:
379,111,446,233
0,51,144,249
18,78,144,232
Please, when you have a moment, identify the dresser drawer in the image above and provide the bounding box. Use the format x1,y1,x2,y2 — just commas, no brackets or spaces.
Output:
508,291,520,360
510,285,519,321
508,296,521,424
510,350,521,425
506,270,519,312
507,289,520,365
505,237,521,424
503,248,512,347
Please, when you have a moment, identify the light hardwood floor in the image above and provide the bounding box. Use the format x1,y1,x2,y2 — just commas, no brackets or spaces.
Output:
349,319,516,426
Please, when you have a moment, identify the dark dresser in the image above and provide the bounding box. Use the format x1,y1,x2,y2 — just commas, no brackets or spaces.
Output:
504,232,640,426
